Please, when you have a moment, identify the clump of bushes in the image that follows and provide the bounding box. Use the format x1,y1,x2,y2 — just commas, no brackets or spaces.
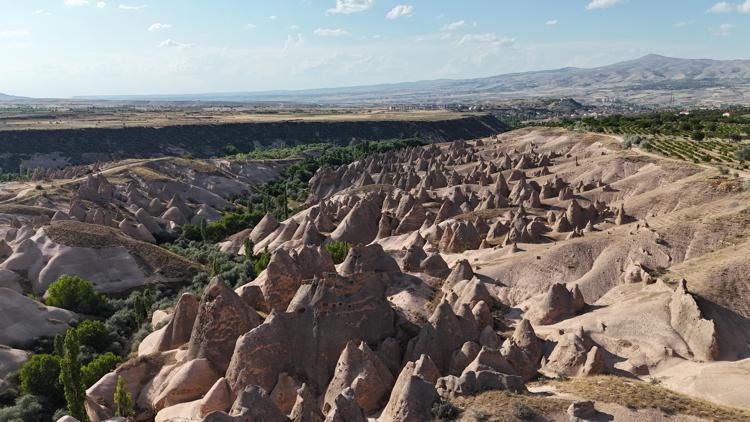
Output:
513,401,536,420
622,134,642,149
325,241,351,264
0,395,48,422
45,275,110,316
180,210,265,243
736,145,750,161
432,398,462,421
81,352,121,388
19,354,62,401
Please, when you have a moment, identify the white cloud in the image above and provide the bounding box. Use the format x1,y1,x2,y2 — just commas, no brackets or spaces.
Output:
0,30,31,37
458,33,515,47
712,23,735,36
708,1,736,12
268,15,277,20
313,28,350,37
673,21,690,28
246,24,257,29
158,39,193,49
148,23,171,31
35,9,52,15
287,25,300,30
96,1,106,8
442,20,466,31
118,4,147,10
386,5,414,19
586,0,623,10
64,0,90,6
326,0,373,15
707,0,750,12
545,19,558,26
284,33,304,50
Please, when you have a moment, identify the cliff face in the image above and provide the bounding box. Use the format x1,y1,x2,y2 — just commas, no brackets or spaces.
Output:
0,115,507,170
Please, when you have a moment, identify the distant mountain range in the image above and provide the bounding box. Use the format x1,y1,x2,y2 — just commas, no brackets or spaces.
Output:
0,93,24,101
6,55,750,106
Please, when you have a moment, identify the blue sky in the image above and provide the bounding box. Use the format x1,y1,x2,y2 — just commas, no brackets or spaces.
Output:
0,0,748,98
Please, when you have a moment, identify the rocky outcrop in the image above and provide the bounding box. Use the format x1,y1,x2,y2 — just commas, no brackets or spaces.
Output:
542,329,604,377
330,197,381,245
187,277,261,373
669,280,720,362
405,301,479,374
339,243,401,277
203,385,287,422
155,293,199,352
290,383,324,422
153,358,220,411
379,356,440,422
526,283,586,325
0,287,76,346
323,340,395,414
249,213,279,243
324,387,366,422
225,273,395,396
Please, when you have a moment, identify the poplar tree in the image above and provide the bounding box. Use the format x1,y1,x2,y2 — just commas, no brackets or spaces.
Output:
60,329,86,420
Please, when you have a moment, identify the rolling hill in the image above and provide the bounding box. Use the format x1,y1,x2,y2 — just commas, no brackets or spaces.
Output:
75,55,750,106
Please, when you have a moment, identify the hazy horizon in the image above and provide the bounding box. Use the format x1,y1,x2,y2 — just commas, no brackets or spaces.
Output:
2,0,749,98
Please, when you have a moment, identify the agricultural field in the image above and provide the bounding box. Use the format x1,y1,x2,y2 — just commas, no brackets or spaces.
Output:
639,135,749,171
556,108,750,141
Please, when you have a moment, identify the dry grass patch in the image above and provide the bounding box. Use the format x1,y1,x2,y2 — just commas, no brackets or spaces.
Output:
45,220,201,282
130,165,173,182
549,376,750,421
453,390,571,421
0,204,56,217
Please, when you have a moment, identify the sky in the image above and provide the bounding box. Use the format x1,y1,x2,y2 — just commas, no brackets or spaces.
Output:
1,0,749,98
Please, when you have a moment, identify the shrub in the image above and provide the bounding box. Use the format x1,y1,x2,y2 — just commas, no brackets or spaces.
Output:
76,320,109,352
717,166,730,175
19,354,62,400
45,275,110,316
622,134,641,149
432,398,461,421
0,394,48,422
81,352,121,388
736,145,750,161
325,241,351,265
513,401,536,420
253,249,272,275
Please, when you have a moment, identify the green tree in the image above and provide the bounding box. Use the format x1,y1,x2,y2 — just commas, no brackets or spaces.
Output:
59,329,86,420
76,320,109,352
45,275,109,316
19,354,62,399
114,375,134,417
81,352,121,388
325,241,351,265
54,334,64,356
133,295,146,327
143,288,153,313
253,248,272,275
243,238,254,262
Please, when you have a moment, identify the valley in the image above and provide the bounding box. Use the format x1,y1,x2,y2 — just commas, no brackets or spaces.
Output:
1,124,749,421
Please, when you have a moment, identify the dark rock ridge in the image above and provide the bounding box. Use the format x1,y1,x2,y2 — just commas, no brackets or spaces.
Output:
0,115,507,171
